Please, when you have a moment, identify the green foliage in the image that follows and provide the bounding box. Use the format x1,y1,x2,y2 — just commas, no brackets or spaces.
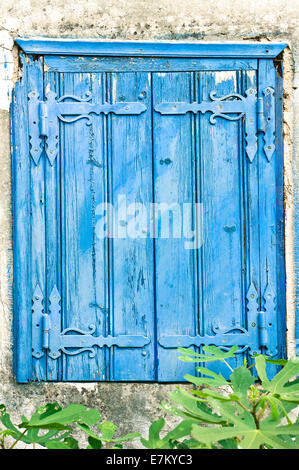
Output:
76,420,140,449
140,418,194,449
144,346,299,450
1,347,298,450
0,402,137,449
0,403,74,449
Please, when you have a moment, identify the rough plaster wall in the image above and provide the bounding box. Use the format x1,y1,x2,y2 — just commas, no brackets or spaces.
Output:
0,0,298,448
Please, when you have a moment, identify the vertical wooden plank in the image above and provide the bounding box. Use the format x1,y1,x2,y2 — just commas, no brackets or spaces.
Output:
90,72,109,380
109,72,155,380
239,70,260,366
44,70,62,381
11,55,32,382
28,56,47,381
198,71,246,375
61,72,106,381
258,60,285,376
153,72,198,381
274,64,287,358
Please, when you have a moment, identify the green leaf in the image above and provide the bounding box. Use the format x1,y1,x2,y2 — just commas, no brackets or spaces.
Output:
21,404,96,430
0,429,15,438
178,346,237,364
79,409,101,426
191,399,299,449
108,432,140,443
169,388,224,424
163,421,194,444
200,388,233,402
265,396,280,421
140,418,165,449
230,366,255,402
63,437,79,449
140,418,193,449
176,437,206,449
97,421,117,441
30,430,71,446
20,421,72,431
255,357,299,403
268,357,299,397
79,420,139,445
0,406,72,446
185,367,229,387
0,411,22,439
218,438,238,449
177,348,203,357
255,355,271,388
87,436,102,449
45,441,73,449
45,436,79,449
203,345,238,359
266,358,288,366
260,396,294,425
29,403,62,423
159,401,207,423
77,422,98,440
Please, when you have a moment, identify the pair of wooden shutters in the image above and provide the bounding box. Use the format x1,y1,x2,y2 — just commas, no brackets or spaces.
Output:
12,41,286,382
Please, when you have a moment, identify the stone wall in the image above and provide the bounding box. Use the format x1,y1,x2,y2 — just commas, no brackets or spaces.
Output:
0,0,297,447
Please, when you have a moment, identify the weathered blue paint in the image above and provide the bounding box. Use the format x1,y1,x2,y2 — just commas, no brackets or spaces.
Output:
258,59,287,376
44,56,258,73
11,55,32,383
11,44,286,383
28,88,147,164
16,39,287,58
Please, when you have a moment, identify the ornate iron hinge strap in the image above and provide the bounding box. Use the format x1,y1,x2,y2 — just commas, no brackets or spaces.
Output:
28,90,147,166
154,87,275,162
32,285,150,359
257,87,275,161
158,281,277,356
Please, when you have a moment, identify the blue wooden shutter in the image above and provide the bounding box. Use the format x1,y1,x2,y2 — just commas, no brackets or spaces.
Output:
12,42,286,382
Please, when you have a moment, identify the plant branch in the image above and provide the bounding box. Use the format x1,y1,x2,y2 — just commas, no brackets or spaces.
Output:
222,360,234,373
9,430,27,449
235,400,251,414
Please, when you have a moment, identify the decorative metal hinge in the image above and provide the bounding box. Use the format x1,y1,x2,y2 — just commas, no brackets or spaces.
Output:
29,86,275,165
32,285,150,359
154,87,276,162
28,89,147,166
257,87,275,161
158,280,277,356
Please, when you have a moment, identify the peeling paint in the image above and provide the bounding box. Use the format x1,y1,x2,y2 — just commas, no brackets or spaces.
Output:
214,70,237,86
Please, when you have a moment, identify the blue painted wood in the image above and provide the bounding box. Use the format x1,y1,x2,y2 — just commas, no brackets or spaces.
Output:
11,47,286,382
29,57,47,382
44,56,258,73
11,55,32,382
274,63,287,359
59,72,107,381
108,72,155,380
12,55,47,382
241,69,261,369
258,59,286,377
44,69,62,381
198,70,250,376
153,71,198,381
16,39,287,58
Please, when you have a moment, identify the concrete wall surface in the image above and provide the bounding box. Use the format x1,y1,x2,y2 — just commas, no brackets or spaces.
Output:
0,0,298,447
